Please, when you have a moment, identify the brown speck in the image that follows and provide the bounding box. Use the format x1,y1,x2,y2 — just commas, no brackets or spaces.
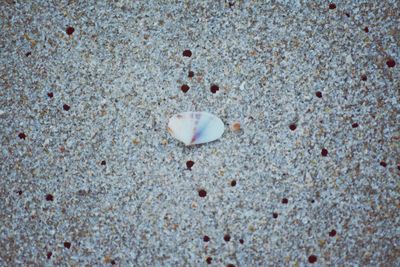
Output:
329,3,336,9
231,122,241,131
289,123,297,131
352,122,359,128
230,180,237,187
183,50,192,57
188,71,194,78
206,257,212,264
66,26,75,35
345,12,350,17
321,148,328,157
181,84,190,93
63,242,71,249
63,104,70,111
186,160,194,170
17,190,23,195
224,234,231,242
329,229,337,237
380,161,387,167
361,74,367,81
198,189,207,198
47,92,54,98
227,264,235,267
272,212,278,218
239,239,244,244
25,52,31,57
315,91,322,98
386,59,396,68
210,84,219,94
364,27,369,33
45,194,54,201
110,260,116,265
203,235,210,242
18,132,26,139
308,255,317,264
282,198,288,204
101,160,106,165
46,252,52,259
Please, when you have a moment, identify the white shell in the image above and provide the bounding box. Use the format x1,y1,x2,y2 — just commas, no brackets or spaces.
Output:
167,112,224,145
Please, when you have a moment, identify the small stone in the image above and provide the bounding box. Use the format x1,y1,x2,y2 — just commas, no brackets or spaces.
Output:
231,122,241,132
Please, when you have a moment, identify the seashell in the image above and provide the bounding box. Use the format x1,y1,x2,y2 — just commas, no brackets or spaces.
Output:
167,112,224,145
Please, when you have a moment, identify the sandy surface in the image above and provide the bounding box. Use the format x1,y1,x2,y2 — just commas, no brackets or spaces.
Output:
1,1,399,266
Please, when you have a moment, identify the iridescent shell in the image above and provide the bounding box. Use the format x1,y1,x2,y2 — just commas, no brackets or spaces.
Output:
167,112,224,145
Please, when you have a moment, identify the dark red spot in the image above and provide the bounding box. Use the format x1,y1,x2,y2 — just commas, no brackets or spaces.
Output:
206,257,212,264
289,124,297,131
66,26,75,35
239,239,244,244
47,92,54,98
46,252,52,259
63,104,70,111
364,27,369,33
227,264,235,267
224,234,231,242
25,52,31,57
272,212,278,218
282,198,288,204
210,84,219,94
329,3,336,9
329,229,337,237
361,74,367,81
321,148,328,157
397,164,400,171
352,122,359,128
230,180,236,187
18,132,27,139
110,260,116,265
101,160,106,165
17,190,23,195
198,189,207,197
308,255,317,264
181,84,190,93
386,59,396,68
188,71,194,78
45,194,54,201
63,242,71,249
186,160,194,170
183,50,192,57
315,91,322,98
203,235,210,242
380,161,387,167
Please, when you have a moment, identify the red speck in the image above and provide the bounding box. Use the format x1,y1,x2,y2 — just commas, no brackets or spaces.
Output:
183,50,192,57
63,104,70,111
47,92,54,98
321,148,328,157
329,229,337,237
206,257,212,264
227,264,235,267
198,189,207,198
315,91,322,98
361,75,367,81
352,122,359,128
329,3,336,9
386,59,396,68
282,198,288,204
188,71,194,78
239,239,244,244
45,194,54,201
18,132,27,139
181,84,190,93
289,124,297,131
46,252,52,259
230,180,237,187
25,52,31,57
101,160,106,165
380,161,387,167
308,255,317,264
210,84,219,94
186,160,194,170
63,242,71,249
203,235,210,242
66,26,75,35
17,190,23,195
224,234,231,242
364,27,369,33
397,164,400,171
272,212,278,218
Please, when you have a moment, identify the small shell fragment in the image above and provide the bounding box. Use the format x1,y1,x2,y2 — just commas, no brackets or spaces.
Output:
167,112,224,145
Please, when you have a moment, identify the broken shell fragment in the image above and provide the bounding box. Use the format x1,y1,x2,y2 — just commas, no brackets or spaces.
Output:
167,112,224,145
